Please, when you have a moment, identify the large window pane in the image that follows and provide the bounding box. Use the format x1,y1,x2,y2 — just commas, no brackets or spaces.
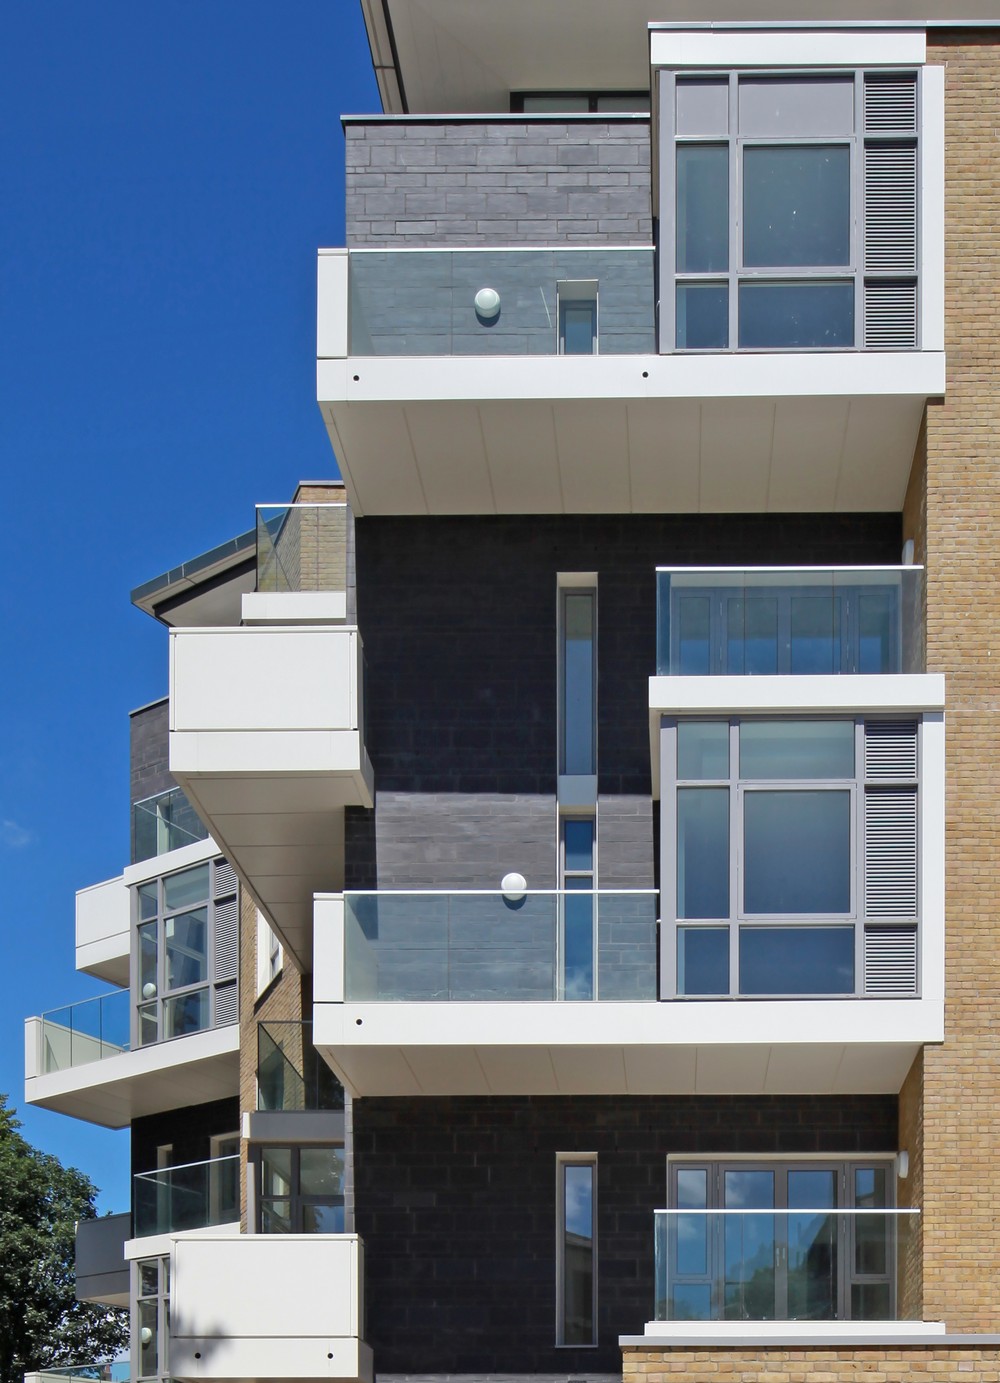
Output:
677,78,729,137
738,281,855,349
677,145,729,273
162,987,210,1039
562,1163,594,1345
676,282,729,349
744,790,851,914
678,926,729,995
739,721,854,779
163,863,210,913
739,926,855,994
678,721,729,780
738,77,854,138
743,145,850,267
165,908,208,989
677,788,730,919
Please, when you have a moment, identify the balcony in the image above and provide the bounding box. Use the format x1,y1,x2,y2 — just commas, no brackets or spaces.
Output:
75,1211,130,1307
318,242,942,518
169,624,373,970
133,786,209,864
314,879,942,1097
24,990,239,1128
242,502,351,626
169,1233,371,1383
258,1020,345,1112
133,1155,239,1238
75,876,130,988
651,1207,926,1337
26,1363,129,1383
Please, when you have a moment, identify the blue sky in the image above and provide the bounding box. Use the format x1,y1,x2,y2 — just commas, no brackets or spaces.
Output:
0,2,378,1212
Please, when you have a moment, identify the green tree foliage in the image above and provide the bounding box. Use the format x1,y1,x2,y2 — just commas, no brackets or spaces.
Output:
0,1094,128,1383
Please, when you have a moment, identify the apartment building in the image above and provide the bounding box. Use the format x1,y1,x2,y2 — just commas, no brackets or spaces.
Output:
22,1,1000,1381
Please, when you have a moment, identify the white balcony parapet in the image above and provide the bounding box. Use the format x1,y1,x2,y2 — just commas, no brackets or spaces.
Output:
169,624,373,971
170,1233,372,1383
75,875,130,987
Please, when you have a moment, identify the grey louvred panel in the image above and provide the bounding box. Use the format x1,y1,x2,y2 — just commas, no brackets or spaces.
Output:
864,142,917,274
214,980,238,1026
864,73,918,133
865,787,918,919
215,860,238,897
865,281,917,349
865,720,918,780
214,897,239,983
864,925,918,995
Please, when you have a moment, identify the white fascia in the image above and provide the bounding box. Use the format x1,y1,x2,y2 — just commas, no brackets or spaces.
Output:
122,835,220,889
649,27,927,69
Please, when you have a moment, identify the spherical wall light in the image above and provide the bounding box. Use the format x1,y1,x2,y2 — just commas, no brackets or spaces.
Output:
474,287,501,322
501,871,527,903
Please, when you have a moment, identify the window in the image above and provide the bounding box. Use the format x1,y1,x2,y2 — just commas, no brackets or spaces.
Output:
559,583,597,776
556,1155,597,1345
662,1159,896,1322
664,718,919,997
558,282,598,355
663,70,919,350
133,1256,169,1383
257,1145,345,1234
133,857,238,1045
561,818,596,1001
256,909,283,997
512,91,650,113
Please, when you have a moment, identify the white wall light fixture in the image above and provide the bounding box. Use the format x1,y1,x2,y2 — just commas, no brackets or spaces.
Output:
474,287,501,322
501,871,527,902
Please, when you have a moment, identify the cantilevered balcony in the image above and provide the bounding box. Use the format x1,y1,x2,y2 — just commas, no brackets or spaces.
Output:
169,622,372,971
24,990,238,1128
169,1233,371,1383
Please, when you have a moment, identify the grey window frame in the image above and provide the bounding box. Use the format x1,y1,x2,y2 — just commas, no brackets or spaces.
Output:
130,855,238,1047
132,1255,170,1383
555,1152,598,1347
665,1157,898,1322
559,816,598,1001
253,1143,347,1235
658,66,920,352
558,583,598,777
662,717,920,999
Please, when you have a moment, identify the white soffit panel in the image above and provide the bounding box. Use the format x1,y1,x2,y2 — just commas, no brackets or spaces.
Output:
699,400,775,513
479,401,563,512
650,29,927,69
768,398,847,511
628,399,701,513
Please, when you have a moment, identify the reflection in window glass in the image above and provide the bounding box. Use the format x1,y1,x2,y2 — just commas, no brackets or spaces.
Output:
677,788,730,920
677,596,711,674
163,863,210,912
790,596,839,673
739,721,855,780
678,927,729,995
744,790,851,914
677,283,729,349
739,925,855,994
561,1161,595,1345
858,593,895,673
564,818,595,871
162,988,210,1039
165,909,208,989
738,281,855,349
561,301,596,355
677,145,729,273
562,591,596,775
727,598,778,674
678,722,729,780
563,885,594,1001
743,146,851,268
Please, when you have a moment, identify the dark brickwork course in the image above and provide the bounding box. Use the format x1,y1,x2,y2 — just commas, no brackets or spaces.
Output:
354,1094,898,1375
349,513,901,889
131,1096,239,1181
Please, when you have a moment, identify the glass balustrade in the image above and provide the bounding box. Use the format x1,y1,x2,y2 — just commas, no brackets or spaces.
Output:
133,786,208,864
133,1154,240,1237
343,890,658,1002
35,1362,129,1382
348,248,656,356
40,991,130,1072
654,1208,920,1322
255,502,348,593
257,1020,345,1111
656,567,925,677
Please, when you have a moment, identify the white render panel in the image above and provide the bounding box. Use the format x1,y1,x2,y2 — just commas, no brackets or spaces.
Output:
170,627,358,735
921,66,946,353
317,249,349,361
170,1234,370,1383
649,27,927,69
648,672,945,716
75,874,130,986
241,591,348,625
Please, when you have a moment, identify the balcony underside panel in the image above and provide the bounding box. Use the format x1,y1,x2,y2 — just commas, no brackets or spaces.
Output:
318,354,942,517
313,999,939,1097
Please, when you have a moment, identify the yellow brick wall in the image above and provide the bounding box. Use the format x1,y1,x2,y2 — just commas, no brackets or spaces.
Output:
623,1347,1000,1383
919,32,1000,1332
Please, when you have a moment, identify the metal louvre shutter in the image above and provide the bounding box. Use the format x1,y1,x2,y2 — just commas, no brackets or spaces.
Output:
214,860,238,897
864,281,917,349
864,142,917,274
865,787,918,919
864,925,918,995
214,897,239,983
863,74,918,133
214,980,238,1026
864,720,918,781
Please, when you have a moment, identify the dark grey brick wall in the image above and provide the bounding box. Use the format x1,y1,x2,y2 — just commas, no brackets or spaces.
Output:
130,699,173,809
345,118,652,247
354,1094,898,1374
131,1096,239,1181
353,514,901,890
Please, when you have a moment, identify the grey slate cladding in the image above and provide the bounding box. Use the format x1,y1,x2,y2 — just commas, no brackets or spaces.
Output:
345,119,652,247
349,249,655,356
350,513,901,891
353,1094,898,1375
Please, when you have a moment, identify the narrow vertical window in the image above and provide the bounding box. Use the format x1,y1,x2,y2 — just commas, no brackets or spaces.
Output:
558,282,598,355
560,587,596,776
561,818,596,1000
557,1156,597,1345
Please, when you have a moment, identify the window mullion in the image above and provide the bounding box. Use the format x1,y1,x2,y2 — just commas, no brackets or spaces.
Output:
729,719,740,995
729,71,739,349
